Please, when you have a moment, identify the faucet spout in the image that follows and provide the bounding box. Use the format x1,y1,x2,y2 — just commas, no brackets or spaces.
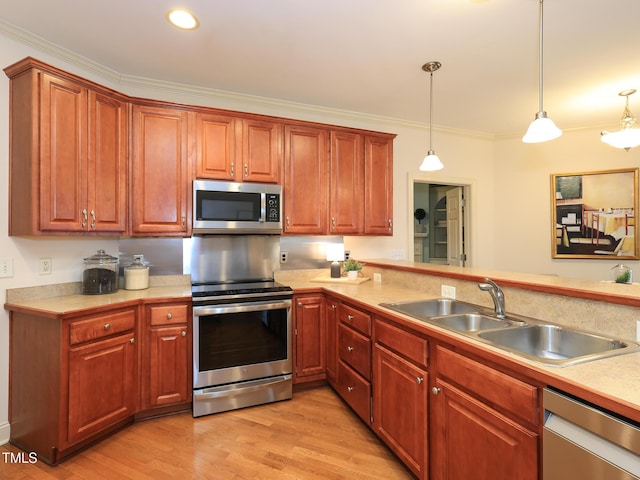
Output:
478,278,506,319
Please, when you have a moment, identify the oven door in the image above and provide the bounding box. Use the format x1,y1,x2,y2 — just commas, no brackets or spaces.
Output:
193,298,292,389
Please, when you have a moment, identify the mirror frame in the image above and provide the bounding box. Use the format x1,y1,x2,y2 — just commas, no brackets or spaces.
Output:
551,168,639,260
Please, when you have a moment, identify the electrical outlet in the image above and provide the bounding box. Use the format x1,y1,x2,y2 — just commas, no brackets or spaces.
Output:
39,257,52,275
344,250,351,261
373,273,382,283
441,284,456,299
280,251,288,264
0,257,14,278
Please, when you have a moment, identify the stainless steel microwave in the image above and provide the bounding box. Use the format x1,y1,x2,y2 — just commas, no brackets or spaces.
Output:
192,180,282,234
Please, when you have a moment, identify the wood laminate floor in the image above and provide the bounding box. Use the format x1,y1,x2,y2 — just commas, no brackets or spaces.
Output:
0,386,413,479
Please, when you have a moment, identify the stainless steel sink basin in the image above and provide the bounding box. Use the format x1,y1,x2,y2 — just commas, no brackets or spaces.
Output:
380,298,480,319
478,324,637,366
430,313,513,332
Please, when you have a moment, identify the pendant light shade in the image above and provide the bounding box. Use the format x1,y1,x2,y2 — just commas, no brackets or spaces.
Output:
420,61,444,171
600,89,640,151
522,0,562,143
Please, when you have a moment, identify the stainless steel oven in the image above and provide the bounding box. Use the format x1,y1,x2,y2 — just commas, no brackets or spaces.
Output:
190,235,293,417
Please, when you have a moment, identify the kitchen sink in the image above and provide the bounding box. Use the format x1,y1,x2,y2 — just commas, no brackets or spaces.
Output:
380,298,480,319
429,313,513,332
477,324,638,366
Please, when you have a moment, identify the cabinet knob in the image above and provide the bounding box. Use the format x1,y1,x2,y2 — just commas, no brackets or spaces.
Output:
331,304,337,310
130,338,135,344
297,302,303,307
431,387,441,396
181,331,187,337
347,314,354,320
416,377,424,385
103,323,111,330
347,346,354,352
347,386,354,393
167,313,173,319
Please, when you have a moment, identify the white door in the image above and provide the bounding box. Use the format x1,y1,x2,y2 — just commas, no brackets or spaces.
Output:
446,187,464,266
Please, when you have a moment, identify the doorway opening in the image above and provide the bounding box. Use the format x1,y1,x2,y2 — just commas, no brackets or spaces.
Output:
411,180,471,267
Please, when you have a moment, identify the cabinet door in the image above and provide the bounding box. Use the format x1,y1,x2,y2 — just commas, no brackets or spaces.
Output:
430,379,538,480
148,325,190,407
294,294,326,382
39,72,87,232
242,118,281,183
131,105,190,235
325,297,339,385
364,135,393,235
330,131,364,234
87,91,127,232
67,332,136,446
194,112,238,180
283,125,329,234
373,344,428,480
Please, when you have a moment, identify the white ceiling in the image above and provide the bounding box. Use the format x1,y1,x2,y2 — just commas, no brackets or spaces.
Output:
1,0,639,138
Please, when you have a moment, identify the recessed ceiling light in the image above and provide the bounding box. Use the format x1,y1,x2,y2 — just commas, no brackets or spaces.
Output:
166,9,200,30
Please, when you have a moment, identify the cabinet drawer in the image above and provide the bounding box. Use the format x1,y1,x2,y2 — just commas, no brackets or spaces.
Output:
69,309,136,345
339,323,371,379
375,319,428,368
149,304,189,326
339,303,372,336
436,346,539,426
338,360,371,424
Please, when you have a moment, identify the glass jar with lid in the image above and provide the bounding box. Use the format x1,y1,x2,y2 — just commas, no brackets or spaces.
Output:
82,249,119,295
124,256,149,290
611,264,633,284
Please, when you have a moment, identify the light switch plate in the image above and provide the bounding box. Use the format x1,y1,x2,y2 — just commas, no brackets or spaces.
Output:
0,258,13,278
441,284,456,299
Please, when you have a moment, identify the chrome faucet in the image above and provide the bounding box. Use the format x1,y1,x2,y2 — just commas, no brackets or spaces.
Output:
478,278,506,319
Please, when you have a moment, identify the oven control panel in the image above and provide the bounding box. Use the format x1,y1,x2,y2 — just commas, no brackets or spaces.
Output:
266,193,280,223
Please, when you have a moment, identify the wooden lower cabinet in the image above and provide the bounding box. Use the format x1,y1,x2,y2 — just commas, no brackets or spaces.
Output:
141,302,192,411
293,294,326,384
430,345,540,480
325,296,340,387
373,318,429,480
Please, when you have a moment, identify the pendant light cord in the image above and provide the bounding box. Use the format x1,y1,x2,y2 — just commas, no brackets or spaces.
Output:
538,0,544,113
429,70,434,151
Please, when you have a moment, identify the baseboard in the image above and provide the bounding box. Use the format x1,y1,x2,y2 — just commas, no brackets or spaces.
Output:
0,421,10,446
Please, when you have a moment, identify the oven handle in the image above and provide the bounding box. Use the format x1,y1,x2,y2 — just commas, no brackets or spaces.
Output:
193,298,292,317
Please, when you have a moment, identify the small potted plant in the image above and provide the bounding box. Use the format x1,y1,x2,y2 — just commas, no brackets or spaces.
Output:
342,258,365,280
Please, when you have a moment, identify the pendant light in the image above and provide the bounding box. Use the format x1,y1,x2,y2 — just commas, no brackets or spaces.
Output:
419,61,444,171
522,0,562,143
600,89,640,151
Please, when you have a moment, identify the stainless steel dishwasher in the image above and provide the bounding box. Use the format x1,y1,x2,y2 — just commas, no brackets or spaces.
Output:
544,388,640,479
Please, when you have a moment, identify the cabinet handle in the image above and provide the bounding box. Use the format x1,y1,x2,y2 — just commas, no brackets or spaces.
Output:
230,162,235,177
285,216,290,230
432,387,441,395
181,331,187,337
388,219,393,230
347,386,354,393
347,314,354,320
90,210,96,229
244,164,248,178
167,313,173,319
81,209,87,229
130,338,135,344
416,377,424,385
181,216,186,229
331,217,336,230
103,323,111,330
347,346,354,352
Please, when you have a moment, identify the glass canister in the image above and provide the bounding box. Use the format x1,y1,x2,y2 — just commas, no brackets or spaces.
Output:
124,256,150,291
82,249,119,294
611,264,633,284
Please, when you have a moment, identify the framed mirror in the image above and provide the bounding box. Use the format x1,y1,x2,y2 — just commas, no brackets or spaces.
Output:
552,168,638,259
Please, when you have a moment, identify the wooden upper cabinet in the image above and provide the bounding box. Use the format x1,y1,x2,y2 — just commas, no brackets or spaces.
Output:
330,131,364,235
5,59,127,235
283,125,329,234
194,112,238,181
195,114,281,183
130,104,191,236
364,135,394,235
